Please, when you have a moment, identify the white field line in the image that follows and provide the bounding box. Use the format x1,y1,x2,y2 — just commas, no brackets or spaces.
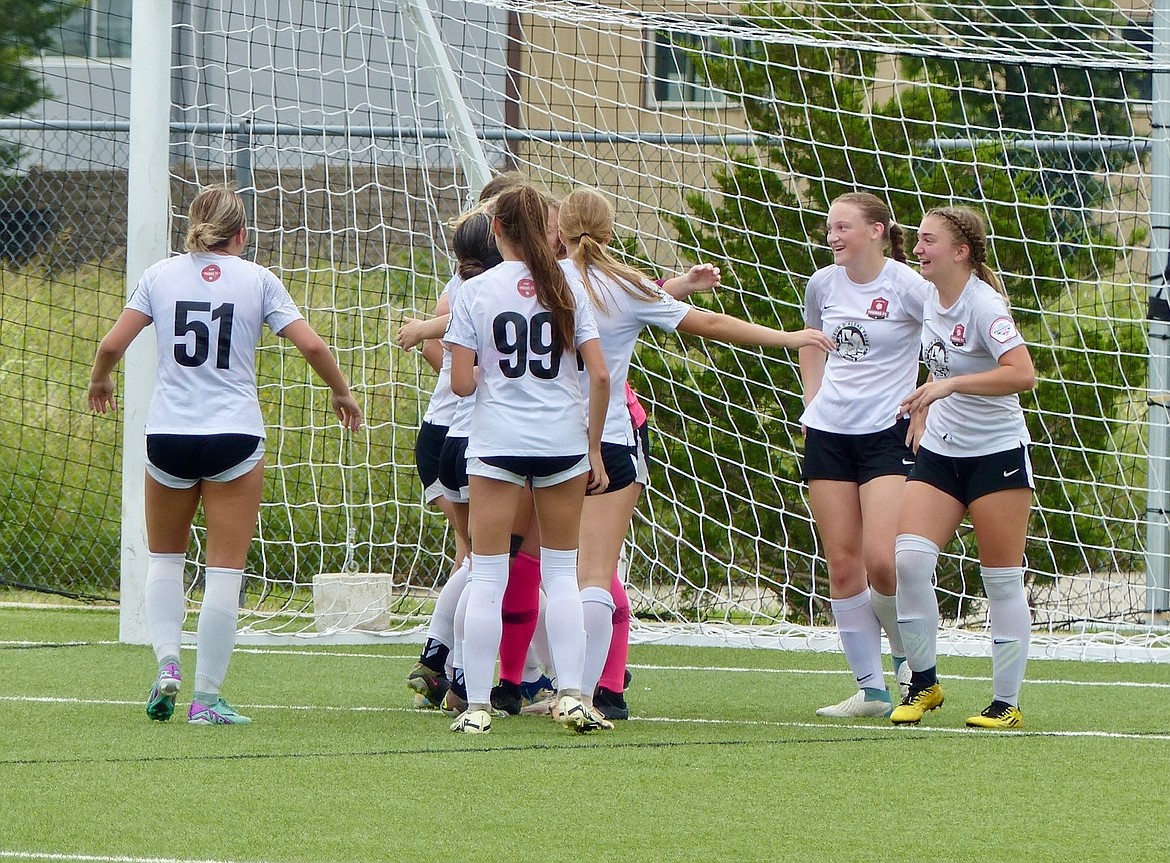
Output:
0,853,276,863
4,640,1168,689
1,693,1168,743
0,641,121,647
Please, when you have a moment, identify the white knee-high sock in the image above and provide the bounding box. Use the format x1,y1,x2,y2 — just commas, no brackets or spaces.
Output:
869,588,906,661
982,565,1030,706
427,558,469,653
831,590,885,691
895,534,941,673
461,552,509,706
540,547,585,694
145,552,186,668
451,569,471,677
527,597,554,685
193,566,243,698
580,585,615,699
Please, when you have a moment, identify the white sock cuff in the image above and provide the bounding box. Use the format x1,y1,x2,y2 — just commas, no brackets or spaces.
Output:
980,565,1024,582
149,552,185,563
469,552,509,583
204,566,244,578
895,534,940,556
580,585,615,610
540,547,578,568
981,565,1025,600
830,590,872,613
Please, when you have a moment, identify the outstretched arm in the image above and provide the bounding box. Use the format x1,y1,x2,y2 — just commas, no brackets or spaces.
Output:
660,263,720,300
676,307,834,352
397,313,450,357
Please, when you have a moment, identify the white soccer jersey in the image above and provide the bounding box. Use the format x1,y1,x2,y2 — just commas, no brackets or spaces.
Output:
566,260,689,446
125,252,303,437
442,275,477,438
444,260,600,458
919,274,1030,457
421,275,462,428
801,259,930,434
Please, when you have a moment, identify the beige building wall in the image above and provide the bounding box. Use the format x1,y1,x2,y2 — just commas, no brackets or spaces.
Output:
505,1,754,269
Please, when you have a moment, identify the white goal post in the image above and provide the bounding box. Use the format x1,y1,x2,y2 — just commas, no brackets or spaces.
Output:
115,0,1170,662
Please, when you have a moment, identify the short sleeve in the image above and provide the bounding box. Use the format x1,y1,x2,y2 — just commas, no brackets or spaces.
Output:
261,269,304,334
443,279,479,351
634,285,691,333
904,271,931,324
125,273,153,318
804,271,826,329
975,293,1026,360
573,282,599,347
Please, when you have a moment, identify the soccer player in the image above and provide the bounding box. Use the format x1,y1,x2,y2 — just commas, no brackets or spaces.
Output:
88,185,362,725
400,208,506,713
558,186,833,718
891,206,1036,729
443,184,612,734
799,192,930,719
398,177,551,714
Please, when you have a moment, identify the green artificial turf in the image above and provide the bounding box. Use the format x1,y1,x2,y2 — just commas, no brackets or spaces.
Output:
1,607,1166,863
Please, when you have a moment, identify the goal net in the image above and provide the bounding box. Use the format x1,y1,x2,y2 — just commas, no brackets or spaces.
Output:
4,0,1168,660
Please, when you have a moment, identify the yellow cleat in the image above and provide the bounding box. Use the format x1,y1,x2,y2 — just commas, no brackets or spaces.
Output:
890,683,944,725
965,701,1023,729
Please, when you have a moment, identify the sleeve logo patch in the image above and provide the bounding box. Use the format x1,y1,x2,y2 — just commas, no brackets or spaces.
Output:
989,316,1018,343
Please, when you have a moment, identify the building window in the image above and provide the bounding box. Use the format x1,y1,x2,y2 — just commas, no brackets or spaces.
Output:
1122,20,1152,105
53,0,132,60
649,31,732,107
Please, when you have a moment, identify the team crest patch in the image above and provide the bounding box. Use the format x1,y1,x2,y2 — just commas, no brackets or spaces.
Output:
516,278,537,298
866,296,890,320
833,322,870,362
989,316,1018,344
923,339,949,378
201,264,221,282
950,324,967,347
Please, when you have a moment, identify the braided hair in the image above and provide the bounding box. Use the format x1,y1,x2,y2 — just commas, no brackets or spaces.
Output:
924,206,1005,298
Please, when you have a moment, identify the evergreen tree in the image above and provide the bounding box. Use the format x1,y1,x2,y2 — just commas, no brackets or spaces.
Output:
647,1,1145,619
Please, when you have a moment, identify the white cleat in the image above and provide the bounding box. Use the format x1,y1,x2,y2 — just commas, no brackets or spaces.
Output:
450,708,492,734
896,662,913,701
815,690,893,719
554,694,601,733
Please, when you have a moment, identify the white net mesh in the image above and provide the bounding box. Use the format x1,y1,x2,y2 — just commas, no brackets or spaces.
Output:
97,0,1170,658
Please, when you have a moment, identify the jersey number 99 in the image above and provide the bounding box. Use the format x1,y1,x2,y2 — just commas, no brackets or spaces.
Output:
493,310,561,380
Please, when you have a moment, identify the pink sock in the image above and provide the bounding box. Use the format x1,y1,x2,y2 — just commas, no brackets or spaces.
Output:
598,570,630,692
498,550,541,684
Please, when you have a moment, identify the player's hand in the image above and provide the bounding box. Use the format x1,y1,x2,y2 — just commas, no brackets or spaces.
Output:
332,393,364,432
680,263,721,296
899,379,953,419
586,448,609,495
904,410,927,453
88,377,116,414
396,318,426,351
784,328,835,353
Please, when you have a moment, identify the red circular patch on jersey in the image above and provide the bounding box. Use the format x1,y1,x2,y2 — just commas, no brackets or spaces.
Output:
201,264,222,282
516,278,537,298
